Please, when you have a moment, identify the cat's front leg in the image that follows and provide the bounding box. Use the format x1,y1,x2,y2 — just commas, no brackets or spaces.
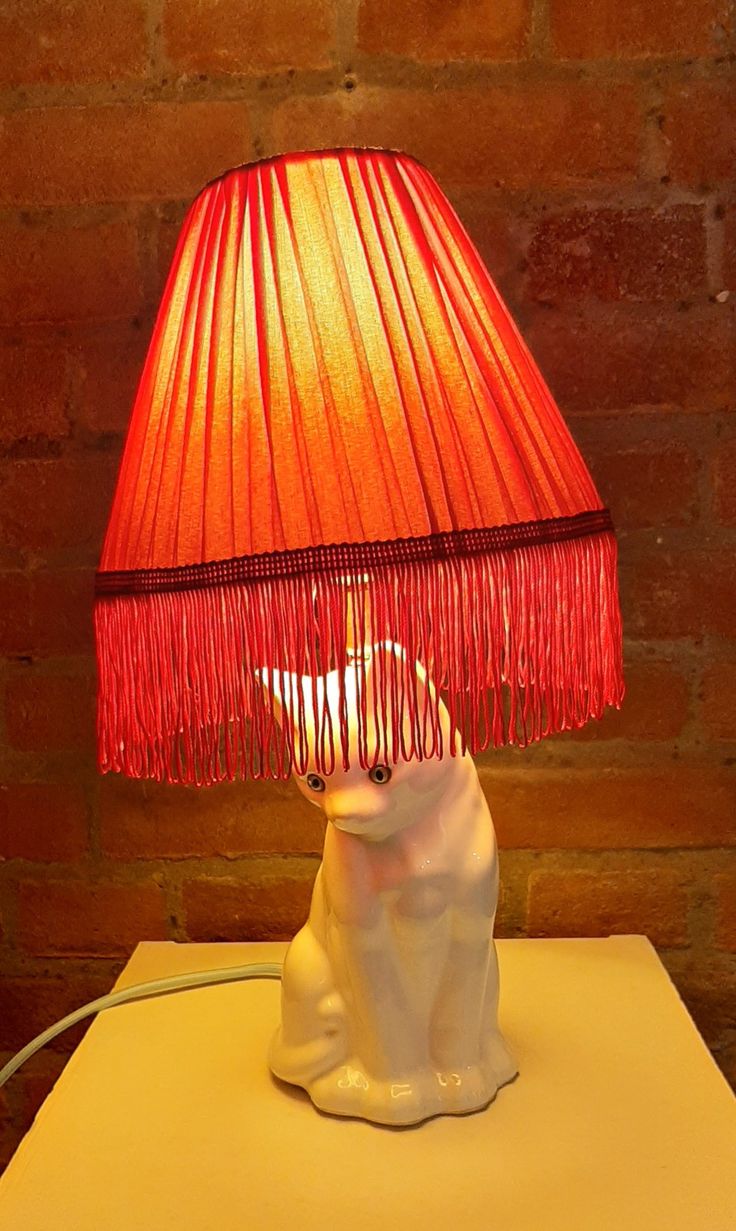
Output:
321,825,431,1082
337,912,430,1080
307,910,439,1124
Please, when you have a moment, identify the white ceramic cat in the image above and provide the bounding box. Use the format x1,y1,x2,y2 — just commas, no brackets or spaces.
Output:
260,643,517,1125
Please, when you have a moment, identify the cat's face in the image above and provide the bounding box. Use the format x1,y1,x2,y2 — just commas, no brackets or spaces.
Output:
293,749,451,842
260,643,454,843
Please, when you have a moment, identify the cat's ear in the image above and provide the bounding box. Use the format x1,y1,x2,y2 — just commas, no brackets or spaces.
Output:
363,641,432,704
255,668,311,730
362,641,447,756
256,668,329,774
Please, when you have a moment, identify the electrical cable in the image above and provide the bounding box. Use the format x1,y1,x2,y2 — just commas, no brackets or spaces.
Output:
0,961,283,1090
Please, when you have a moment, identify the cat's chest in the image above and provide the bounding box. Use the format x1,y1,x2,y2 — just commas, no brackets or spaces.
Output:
370,848,455,918
322,797,494,926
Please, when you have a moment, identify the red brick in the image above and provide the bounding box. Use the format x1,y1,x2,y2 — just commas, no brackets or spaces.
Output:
0,1123,20,1170
183,861,318,942
484,766,736,849
0,783,88,861
701,662,736,741
572,660,690,742
590,444,699,529
0,972,116,1052
0,573,33,656
713,435,736,526
31,570,94,656
4,672,95,753
100,777,324,860
0,0,148,87
527,868,690,946
550,0,730,58
0,218,142,326
69,322,149,436
17,879,167,957
155,205,190,297
724,205,736,293
619,547,736,639
271,83,641,192
493,873,524,938
0,103,254,208
0,456,118,567
0,570,93,657
452,200,521,301
526,207,706,303
163,0,337,74
715,871,736,950
663,81,736,189
0,342,69,445
358,0,531,61
526,305,734,412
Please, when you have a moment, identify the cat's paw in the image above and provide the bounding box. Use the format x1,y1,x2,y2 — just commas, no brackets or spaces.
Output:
309,1061,439,1125
433,1064,495,1115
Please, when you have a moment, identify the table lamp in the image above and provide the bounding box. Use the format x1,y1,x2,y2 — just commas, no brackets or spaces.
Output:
95,147,624,1126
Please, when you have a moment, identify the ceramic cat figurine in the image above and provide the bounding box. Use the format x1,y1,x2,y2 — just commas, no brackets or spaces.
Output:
260,643,517,1125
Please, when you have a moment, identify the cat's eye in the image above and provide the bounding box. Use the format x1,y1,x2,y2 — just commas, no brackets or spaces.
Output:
305,773,326,793
368,764,392,785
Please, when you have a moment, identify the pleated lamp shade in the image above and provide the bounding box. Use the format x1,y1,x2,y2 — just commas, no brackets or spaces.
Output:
95,147,624,785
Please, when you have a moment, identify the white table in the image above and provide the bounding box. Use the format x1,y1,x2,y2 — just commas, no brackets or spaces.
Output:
0,937,734,1230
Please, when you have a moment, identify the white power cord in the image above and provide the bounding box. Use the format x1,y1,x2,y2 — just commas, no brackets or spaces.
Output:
0,961,283,1090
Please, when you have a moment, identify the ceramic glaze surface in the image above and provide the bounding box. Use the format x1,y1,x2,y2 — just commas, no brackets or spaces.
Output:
260,644,517,1125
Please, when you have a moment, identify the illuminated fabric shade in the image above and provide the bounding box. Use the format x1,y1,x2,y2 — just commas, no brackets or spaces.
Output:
95,147,624,784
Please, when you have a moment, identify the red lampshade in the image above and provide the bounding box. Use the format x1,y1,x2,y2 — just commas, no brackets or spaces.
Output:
95,147,623,784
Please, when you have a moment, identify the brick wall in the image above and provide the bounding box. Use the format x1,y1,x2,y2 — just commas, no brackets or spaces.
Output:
0,0,734,1166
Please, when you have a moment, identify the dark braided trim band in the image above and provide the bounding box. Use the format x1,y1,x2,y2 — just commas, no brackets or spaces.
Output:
95,508,614,597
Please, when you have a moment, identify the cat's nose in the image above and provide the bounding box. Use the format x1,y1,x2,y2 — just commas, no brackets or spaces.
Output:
323,789,364,823
323,797,346,823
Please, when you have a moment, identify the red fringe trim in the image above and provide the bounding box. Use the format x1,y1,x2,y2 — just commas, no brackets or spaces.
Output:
95,511,613,594
94,531,624,785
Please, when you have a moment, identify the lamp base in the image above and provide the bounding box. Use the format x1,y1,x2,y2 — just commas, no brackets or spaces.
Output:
262,647,517,1125
268,755,517,1125
271,1026,517,1127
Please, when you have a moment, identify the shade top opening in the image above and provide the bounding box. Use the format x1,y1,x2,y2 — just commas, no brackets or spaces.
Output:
202,145,426,192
